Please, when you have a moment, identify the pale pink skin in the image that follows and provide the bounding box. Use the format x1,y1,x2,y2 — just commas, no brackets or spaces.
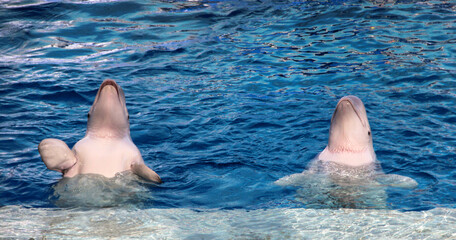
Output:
39,79,161,183
276,95,418,189
317,95,376,167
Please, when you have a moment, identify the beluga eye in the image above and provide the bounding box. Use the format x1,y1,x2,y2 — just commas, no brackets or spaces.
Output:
368,131,371,136
87,113,91,119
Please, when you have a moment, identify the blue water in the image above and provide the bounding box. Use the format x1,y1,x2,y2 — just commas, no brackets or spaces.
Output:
0,0,455,214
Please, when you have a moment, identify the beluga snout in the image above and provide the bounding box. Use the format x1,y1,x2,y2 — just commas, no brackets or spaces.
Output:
86,79,129,137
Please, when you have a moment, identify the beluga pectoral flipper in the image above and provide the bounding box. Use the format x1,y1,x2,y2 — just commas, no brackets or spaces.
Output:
38,138,76,173
38,79,162,184
275,95,417,208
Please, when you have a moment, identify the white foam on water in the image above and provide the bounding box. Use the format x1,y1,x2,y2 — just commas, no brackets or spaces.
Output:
1,205,455,239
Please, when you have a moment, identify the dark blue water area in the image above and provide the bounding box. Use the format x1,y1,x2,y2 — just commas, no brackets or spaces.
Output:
0,0,455,211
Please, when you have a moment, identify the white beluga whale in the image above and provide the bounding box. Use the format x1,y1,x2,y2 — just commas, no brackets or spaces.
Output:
276,95,417,208
39,79,162,184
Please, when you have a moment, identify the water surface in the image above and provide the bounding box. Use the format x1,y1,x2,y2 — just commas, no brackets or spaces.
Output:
0,0,455,237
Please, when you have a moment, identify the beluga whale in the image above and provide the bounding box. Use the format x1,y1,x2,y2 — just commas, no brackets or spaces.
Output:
276,95,417,209
39,79,162,184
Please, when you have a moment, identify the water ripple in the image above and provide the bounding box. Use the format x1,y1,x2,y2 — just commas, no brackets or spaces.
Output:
0,0,455,211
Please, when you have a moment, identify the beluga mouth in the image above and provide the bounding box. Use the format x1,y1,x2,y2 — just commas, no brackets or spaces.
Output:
99,79,119,92
96,79,124,102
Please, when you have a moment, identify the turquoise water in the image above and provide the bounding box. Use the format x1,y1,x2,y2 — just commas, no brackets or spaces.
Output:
0,0,455,238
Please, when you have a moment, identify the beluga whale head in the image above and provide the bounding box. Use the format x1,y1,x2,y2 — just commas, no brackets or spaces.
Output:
87,79,130,138
319,95,376,167
328,95,372,154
